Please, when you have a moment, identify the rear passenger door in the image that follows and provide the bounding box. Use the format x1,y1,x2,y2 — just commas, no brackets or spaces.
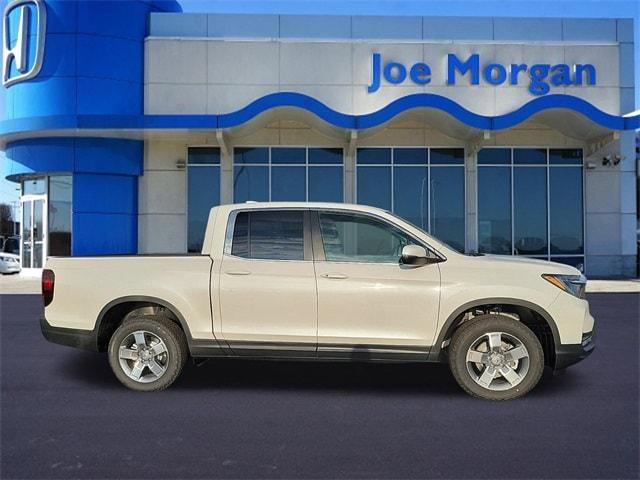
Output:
219,209,317,356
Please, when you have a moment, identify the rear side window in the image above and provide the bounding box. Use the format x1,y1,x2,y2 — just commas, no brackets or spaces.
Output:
231,211,304,261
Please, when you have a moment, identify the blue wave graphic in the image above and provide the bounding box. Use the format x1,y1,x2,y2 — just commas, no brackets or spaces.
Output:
1,92,638,138
218,92,638,131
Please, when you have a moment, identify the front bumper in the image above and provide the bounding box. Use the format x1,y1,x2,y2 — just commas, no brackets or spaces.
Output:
555,330,595,371
40,316,98,352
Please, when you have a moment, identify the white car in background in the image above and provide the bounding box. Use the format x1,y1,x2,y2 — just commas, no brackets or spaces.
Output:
1,236,21,274
0,252,20,274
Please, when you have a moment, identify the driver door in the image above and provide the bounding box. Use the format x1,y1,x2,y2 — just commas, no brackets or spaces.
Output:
312,210,441,359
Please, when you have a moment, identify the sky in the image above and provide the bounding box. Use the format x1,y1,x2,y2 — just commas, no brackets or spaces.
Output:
0,0,639,209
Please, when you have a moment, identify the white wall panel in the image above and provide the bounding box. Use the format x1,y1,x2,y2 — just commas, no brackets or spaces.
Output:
208,42,279,84
138,214,186,254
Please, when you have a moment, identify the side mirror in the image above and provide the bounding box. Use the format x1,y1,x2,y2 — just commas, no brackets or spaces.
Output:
401,244,435,267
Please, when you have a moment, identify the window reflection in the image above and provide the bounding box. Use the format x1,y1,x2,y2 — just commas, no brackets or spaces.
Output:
271,167,306,201
231,211,304,261
356,147,465,252
514,148,546,165
48,176,72,256
551,257,585,272
233,166,269,203
308,167,343,202
357,166,392,210
430,148,464,165
22,178,46,195
233,147,345,203
234,147,268,164
513,168,547,255
478,167,512,254
394,166,428,229
550,167,583,254
394,148,427,165
271,148,305,164
478,148,510,165
549,149,583,165
357,148,391,165
188,148,221,253
431,167,465,253
309,148,343,165
477,148,584,265
319,212,415,263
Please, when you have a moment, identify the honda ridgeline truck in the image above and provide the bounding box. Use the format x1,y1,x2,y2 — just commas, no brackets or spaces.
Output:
40,202,595,400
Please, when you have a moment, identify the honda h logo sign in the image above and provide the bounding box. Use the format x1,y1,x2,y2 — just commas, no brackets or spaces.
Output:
2,0,46,88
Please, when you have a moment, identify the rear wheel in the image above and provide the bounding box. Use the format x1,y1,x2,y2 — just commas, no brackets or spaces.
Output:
108,315,188,392
449,314,544,400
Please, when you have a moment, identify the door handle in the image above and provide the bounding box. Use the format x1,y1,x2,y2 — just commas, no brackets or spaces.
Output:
320,273,348,280
225,270,251,276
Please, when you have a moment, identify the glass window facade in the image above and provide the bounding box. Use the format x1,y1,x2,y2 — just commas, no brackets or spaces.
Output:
477,148,584,270
356,147,465,252
233,147,344,203
187,147,221,253
22,178,46,195
19,175,72,267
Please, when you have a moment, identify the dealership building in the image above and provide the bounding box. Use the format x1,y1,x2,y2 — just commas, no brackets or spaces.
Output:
1,0,638,276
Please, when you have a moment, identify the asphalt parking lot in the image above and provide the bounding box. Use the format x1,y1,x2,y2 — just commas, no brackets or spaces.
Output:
1,293,638,479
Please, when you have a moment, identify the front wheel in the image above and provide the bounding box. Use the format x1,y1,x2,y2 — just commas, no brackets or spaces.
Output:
448,315,544,400
108,315,188,392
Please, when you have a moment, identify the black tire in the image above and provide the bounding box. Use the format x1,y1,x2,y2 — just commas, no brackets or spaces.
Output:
449,314,544,401
108,314,188,392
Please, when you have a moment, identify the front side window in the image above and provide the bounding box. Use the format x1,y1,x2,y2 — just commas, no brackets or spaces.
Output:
231,210,304,261
318,212,416,263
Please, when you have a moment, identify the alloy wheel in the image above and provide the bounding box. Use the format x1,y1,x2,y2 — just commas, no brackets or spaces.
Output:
118,330,169,383
465,331,530,391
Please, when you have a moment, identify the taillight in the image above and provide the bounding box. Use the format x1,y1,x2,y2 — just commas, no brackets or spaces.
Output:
42,269,55,307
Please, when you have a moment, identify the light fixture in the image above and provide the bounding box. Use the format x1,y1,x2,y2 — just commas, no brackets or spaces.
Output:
176,158,186,170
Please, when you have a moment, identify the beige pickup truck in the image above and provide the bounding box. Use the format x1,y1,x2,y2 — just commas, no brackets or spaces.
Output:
41,202,594,400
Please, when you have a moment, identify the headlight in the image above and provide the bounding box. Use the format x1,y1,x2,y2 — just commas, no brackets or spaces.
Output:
542,274,587,299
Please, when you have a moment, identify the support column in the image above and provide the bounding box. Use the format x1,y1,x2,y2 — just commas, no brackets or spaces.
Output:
464,131,488,253
217,130,234,204
344,130,358,203
465,149,477,254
